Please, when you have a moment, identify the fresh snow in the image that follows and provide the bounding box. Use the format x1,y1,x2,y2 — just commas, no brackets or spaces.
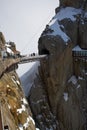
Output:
55,7,81,22
45,7,81,42
68,75,77,85
48,19,70,43
63,93,68,101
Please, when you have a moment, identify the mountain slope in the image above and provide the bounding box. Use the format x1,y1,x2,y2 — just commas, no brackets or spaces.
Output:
22,0,87,130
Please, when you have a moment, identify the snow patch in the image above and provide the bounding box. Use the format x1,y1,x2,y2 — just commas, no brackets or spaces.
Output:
19,124,23,130
36,128,40,130
63,93,68,101
55,7,81,21
16,80,20,85
68,75,77,85
72,45,82,51
21,98,28,105
23,116,35,129
48,19,70,43
78,76,83,80
45,7,81,42
7,47,14,54
77,84,81,89
17,105,26,114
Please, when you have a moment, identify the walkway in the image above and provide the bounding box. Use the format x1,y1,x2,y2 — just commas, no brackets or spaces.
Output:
0,54,47,78
72,50,87,58
19,54,47,64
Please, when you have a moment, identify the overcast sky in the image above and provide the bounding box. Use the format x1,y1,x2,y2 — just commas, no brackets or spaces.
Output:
0,0,59,76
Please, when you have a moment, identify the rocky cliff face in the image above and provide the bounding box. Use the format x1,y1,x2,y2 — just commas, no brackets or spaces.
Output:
25,0,87,130
0,32,39,130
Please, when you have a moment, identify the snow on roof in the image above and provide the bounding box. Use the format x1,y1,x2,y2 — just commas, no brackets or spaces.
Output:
63,92,68,101
68,75,77,85
72,45,87,51
45,7,81,43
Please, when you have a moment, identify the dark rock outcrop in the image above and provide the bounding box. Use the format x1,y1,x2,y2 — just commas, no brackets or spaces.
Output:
59,0,83,8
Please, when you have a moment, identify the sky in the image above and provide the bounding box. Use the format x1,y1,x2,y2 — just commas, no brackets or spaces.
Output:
0,0,59,76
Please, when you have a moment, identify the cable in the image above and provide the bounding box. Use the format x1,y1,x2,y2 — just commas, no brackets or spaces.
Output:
21,8,55,53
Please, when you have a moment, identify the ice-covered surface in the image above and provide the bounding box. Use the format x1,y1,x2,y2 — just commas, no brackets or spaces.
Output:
68,75,77,85
63,93,68,101
20,61,40,97
44,7,81,42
